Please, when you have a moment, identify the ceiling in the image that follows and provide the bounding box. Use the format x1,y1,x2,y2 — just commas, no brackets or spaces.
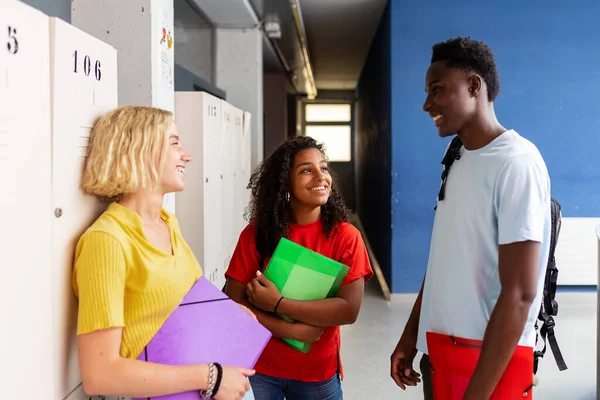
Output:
298,0,388,90
175,0,211,29
183,0,388,94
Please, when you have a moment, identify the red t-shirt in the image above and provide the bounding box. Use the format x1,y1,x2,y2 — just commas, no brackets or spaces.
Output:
225,218,373,382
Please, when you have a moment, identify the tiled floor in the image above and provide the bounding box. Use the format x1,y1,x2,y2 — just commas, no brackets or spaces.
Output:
340,282,597,399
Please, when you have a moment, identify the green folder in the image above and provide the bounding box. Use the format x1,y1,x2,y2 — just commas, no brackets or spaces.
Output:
263,237,350,353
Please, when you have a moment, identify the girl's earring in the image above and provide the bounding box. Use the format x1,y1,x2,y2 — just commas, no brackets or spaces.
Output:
286,192,290,202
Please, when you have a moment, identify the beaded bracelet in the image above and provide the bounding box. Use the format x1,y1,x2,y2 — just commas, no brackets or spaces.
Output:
200,362,216,399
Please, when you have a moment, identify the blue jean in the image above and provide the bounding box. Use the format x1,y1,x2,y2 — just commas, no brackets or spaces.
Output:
249,373,343,400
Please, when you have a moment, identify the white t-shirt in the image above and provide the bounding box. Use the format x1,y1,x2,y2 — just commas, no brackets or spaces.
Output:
416,130,551,355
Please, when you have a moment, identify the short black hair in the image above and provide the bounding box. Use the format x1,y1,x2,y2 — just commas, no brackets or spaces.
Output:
431,37,500,102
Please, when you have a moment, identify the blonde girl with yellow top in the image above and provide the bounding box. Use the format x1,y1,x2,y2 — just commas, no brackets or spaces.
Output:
72,105,255,399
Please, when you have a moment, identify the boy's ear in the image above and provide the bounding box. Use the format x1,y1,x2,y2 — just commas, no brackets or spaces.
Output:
469,75,483,97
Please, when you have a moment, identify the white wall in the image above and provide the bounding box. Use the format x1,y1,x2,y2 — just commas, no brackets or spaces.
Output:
174,27,213,82
555,218,600,285
72,0,154,107
173,0,213,83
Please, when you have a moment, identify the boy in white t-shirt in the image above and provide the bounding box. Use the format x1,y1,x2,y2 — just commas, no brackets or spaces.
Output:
390,37,551,400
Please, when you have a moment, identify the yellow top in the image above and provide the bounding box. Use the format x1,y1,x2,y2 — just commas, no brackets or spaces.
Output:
72,202,202,359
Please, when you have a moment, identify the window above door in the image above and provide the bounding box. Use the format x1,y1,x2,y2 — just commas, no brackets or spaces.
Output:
303,103,352,162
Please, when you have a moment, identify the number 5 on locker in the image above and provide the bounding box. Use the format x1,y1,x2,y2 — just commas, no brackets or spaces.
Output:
49,17,118,400
7,25,19,54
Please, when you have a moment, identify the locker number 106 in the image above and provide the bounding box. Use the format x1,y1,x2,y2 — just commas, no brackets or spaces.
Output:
73,50,102,81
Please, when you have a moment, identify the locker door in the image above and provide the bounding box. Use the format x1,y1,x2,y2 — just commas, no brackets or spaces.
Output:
219,100,233,285
204,94,222,287
240,112,252,235
162,192,176,215
50,17,118,400
175,92,208,271
231,106,245,243
174,92,222,285
0,3,54,400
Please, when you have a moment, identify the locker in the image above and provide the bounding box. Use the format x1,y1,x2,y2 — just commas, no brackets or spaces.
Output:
220,100,234,277
231,105,245,244
0,3,54,400
174,92,223,288
49,17,118,399
162,192,176,215
240,111,252,234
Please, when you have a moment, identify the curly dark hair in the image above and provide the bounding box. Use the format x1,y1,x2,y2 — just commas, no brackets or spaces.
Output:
246,135,353,262
431,36,500,102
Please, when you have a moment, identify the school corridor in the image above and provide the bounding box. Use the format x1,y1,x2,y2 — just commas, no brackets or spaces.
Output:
3,0,599,399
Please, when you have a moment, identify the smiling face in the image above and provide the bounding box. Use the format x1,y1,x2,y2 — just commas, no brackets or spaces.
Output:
160,121,192,194
289,148,332,209
422,60,479,138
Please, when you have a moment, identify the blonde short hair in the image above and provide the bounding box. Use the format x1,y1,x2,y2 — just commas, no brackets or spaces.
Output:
82,105,173,202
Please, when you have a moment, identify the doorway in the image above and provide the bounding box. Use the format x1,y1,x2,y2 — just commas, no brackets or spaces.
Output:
300,101,355,210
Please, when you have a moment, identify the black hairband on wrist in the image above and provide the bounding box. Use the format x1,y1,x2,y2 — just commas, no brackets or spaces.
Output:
274,296,284,314
213,362,223,396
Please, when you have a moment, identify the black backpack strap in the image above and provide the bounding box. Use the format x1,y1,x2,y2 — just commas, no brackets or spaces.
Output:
437,136,463,203
542,317,568,370
534,198,568,373
535,310,568,372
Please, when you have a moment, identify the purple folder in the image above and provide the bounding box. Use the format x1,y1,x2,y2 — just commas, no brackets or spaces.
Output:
134,276,272,400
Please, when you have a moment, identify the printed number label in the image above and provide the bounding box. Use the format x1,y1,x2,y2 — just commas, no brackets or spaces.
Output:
208,105,217,117
7,26,18,54
73,50,102,81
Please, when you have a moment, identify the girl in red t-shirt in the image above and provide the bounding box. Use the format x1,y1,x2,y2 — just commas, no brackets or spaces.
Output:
225,136,373,399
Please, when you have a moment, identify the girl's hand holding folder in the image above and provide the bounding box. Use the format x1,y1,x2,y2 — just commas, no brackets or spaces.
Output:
246,270,282,312
214,366,256,400
246,270,324,344
237,304,257,320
